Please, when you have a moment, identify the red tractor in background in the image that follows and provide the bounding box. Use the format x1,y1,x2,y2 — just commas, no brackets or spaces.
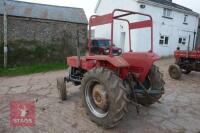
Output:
57,9,165,128
91,38,122,56
169,45,200,79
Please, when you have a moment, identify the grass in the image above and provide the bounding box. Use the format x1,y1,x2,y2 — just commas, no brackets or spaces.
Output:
0,62,67,77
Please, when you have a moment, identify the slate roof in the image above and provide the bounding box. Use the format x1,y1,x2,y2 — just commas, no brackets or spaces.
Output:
148,0,193,12
95,0,196,14
0,0,88,24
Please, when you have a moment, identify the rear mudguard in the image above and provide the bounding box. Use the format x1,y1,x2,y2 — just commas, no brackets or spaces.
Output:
122,52,160,82
67,52,159,82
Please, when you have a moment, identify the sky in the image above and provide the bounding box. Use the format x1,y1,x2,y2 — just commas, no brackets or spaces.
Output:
17,0,200,19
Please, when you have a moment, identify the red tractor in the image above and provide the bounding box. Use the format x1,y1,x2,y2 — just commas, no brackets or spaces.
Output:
169,45,200,79
57,9,165,128
91,38,122,56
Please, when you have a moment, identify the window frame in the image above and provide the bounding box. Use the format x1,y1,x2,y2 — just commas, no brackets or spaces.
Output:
178,36,187,45
163,8,173,19
159,35,169,46
183,15,188,25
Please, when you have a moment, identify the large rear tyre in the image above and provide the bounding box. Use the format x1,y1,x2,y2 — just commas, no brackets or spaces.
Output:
81,68,129,128
57,77,67,101
137,65,165,106
169,64,182,79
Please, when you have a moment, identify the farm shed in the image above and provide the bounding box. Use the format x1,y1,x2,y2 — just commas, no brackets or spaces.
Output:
0,0,88,66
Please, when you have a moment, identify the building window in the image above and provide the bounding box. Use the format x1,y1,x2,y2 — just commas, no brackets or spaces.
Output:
178,37,187,45
183,15,188,24
159,35,169,46
163,8,172,18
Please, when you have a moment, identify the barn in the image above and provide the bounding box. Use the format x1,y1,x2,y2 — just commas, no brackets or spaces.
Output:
0,0,88,66
94,0,199,56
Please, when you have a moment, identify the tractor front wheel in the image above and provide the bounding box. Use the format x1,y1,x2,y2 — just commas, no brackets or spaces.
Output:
81,68,129,128
169,64,182,79
57,77,67,100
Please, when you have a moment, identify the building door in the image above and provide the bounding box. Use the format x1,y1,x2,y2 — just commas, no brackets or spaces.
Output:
120,32,126,52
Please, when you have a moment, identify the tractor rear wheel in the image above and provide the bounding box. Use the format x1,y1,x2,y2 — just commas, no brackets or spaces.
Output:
81,68,129,128
169,64,182,79
137,65,165,106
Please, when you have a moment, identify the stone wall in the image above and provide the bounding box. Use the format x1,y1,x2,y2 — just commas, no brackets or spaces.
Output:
0,15,87,67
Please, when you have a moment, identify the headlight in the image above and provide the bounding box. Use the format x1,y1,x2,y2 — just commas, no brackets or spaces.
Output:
118,49,122,53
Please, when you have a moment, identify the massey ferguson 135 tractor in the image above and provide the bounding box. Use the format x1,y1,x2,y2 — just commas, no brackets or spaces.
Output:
169,45,200,79
57,9,165,128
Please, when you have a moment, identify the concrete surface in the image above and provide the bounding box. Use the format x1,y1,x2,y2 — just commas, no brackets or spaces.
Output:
0,58,200,133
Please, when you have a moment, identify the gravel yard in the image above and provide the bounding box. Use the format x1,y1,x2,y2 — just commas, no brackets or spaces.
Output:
0,58,200,133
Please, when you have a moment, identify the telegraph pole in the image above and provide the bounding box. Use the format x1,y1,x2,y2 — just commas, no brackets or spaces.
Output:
3,0,7,68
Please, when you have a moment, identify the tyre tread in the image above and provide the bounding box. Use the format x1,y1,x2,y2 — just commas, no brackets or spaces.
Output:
81,68,128,128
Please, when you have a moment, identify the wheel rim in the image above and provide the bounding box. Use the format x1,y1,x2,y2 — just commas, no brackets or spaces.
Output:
85,80,109,118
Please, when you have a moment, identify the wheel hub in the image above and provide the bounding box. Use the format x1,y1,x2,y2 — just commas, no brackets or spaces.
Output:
92,84,108,110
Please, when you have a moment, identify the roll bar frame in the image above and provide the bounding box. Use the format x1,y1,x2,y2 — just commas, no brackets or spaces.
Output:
88,9,153,56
